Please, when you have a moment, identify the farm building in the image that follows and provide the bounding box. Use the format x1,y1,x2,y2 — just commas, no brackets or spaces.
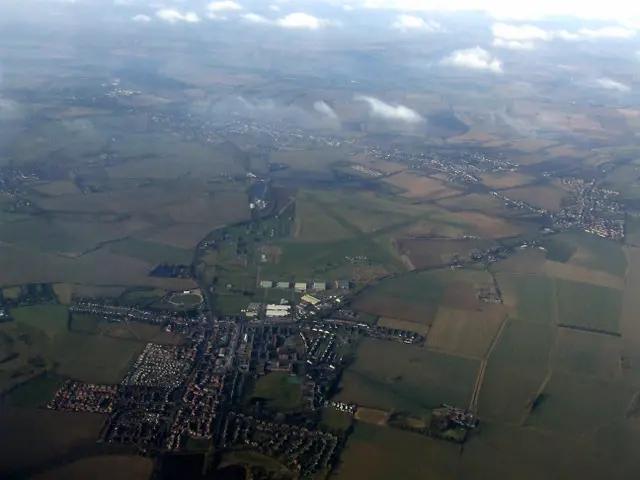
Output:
259,280,273,288
276,282,290,289
312,281,326,291
294,282,307,292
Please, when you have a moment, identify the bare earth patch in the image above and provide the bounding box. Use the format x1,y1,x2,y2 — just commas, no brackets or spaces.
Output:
355,407,390,426
383,172,458,199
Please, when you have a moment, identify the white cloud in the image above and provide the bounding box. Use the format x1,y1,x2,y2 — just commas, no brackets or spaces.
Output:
441,47,503,73
345,0,640,23
156,9,200,23
207,1,243,12
392,14,441,31
277,12,327,29
314,101,338,120
595,78,631,92
269,5,281,11
132,14,151,23
491,23,553,49
242,13,269,23
575,26,636,39
355,95,423,123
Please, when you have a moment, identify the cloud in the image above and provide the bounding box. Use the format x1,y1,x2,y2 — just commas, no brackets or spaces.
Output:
595,78,631,92
392,14,441,31
156,9,200,23
207,1,243,12
574,26,637,39
491,23,552,49
277,12,327,29
242,13,269,23
441,47,503,73
131,14,151,23
355,95,423,123
492,23,637,47
313,101,339,120
345,0,640,23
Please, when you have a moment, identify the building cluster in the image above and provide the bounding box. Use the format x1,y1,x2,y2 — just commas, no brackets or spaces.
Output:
220,412,338,477
311,318,425,345
429,405,478,443
553,178,625,239
351,164,383,177
48,380,117,414
70,300,172,325
123,343,195,389
258,279,349,291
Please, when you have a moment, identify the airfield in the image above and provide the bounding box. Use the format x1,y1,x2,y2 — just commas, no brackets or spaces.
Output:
2,29,640,480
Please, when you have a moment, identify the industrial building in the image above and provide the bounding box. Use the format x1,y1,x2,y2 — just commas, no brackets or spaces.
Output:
276,282,290,289
312,282,326,291
265,304,291,317
301,295,321,306
335,279,350,290
259,280,273,289
294,282,307,292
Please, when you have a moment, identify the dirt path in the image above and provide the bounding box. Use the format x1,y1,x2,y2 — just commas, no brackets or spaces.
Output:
468,314,509,414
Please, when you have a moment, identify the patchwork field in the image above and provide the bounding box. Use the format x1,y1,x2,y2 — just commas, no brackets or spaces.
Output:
0,407,106,477
336,338,480,415
382,171,459,199
479,171,534,189
427,306,506,359
30,455,154,480
332,422,460,480
501,183,569,211
396,238,495,269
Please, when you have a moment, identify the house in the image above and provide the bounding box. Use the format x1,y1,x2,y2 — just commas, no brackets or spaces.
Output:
294,282,307,292
312,281,326,291
301,295,321,306
276,281,290,289
336,279,350,290
260,280,273,288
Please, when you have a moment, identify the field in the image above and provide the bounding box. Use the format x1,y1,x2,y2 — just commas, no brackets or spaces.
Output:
354,407,390,425
477,318,556,422
479,171,534,189
427,306,506,358
70,314,184,345
107,237,193,265
169,292,203,308
377,318,430,334
352,268,496,328
30,455,154,480
331,422,460,480
396,238,495,269
321,407,353,432
336,338,480,415
0,407,106,477
501,183,569,211
556,279,623,334
251,372,301,411
382,172,459,199
1,305,145,391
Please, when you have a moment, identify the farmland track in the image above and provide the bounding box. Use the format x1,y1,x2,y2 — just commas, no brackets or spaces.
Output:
468,314,509,414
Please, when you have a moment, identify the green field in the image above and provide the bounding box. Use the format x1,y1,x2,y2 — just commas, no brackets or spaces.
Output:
497,274,557,324
320,407,353,432
332,422,459,480
1,305,144,389
541,238,577,263
549,233,628,277
556,279,623,333
169,293,202,307
478,319,556,422
107,237,193,265
251,372,301,411
351,269,455,325
3,374,62,407
525,373,635,434
337,338,480,416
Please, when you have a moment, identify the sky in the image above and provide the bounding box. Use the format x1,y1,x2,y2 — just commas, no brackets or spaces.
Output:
1,0,638,91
